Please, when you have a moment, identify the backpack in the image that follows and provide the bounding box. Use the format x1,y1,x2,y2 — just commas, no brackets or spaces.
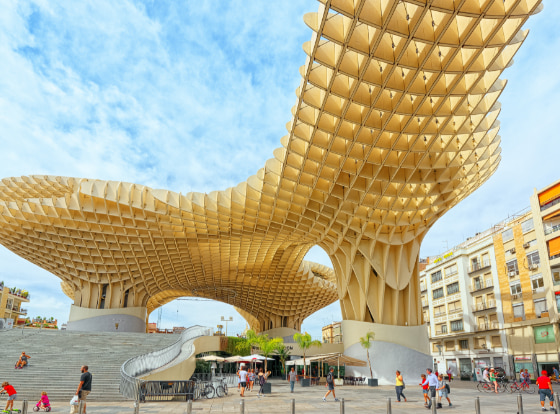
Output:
445,383,450,394
259,375,266,386
326,372,333,384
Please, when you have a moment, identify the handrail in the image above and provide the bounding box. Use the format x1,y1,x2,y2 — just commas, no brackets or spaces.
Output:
120,325,213,400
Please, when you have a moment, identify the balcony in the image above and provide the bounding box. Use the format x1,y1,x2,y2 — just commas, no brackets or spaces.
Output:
448,307,463,315
472,301,497,313
12,307,27,315
422,301,429,308
435,329,448,336
469,280,494,293
532,287,545,295
420,283,427,292
468,261,491,275
544,223,560,236
475,321,500,332
541,197,560,212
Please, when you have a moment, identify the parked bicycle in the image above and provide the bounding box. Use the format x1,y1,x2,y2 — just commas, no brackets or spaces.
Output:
192,378,228,399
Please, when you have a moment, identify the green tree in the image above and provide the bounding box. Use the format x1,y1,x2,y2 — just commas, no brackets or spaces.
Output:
359,331,375,378
234,336,253,356
275,346,291,379
293,332,321,376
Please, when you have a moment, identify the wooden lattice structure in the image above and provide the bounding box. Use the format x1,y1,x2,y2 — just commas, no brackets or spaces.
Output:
0,0,542,331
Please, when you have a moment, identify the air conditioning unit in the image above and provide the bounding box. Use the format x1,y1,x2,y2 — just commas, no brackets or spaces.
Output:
511,293,521,300
509,248,516,254
523,242,530,249
508,271,517,277
529,264,538,271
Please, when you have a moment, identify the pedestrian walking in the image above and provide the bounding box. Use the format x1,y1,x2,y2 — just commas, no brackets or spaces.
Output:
536,370,554,412
288,367,297,393
70,365,92,414
395,370,407,402
257,369,269,398
238,365,248,397
419,374,429,406
553,367,560,384
436,374,452,407
322,367,339,402
424,368,438,410
447,367,453,382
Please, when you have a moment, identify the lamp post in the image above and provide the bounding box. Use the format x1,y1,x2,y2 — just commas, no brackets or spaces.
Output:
221,316,233,336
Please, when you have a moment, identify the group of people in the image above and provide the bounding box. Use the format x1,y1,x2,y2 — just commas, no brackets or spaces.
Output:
236,365,269,398
1,362,92,414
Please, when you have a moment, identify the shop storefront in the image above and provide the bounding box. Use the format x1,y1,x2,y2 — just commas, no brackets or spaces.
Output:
514,356,534,379
459,358,472,380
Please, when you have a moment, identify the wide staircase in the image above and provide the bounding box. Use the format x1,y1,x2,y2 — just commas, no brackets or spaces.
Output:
0,329,178,402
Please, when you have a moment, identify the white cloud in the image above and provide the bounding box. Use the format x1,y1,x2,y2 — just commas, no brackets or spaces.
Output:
1,0,559,339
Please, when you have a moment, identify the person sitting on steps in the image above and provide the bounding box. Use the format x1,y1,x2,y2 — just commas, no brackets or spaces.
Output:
15,352,30,369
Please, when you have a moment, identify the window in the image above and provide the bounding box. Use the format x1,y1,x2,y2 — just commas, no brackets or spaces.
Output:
531,273,544,293
433,287,444,299
481,253,490,267
431,270,442,283
556,293,560,312
447,282,459,295
513,303,525,320
445,264,458,277
460,339,469,350
510,281,522,296
533,325,555,344
434,305,445,316
450,320,464,332
445,341,455,351
439,324,448,334
534,298,547,317
502,228,514,242
506,259,519,276
527,251,540,267
552,268,560,286
521,218,534,233
471,257,480,270
448,300,461,313
491,336,502,347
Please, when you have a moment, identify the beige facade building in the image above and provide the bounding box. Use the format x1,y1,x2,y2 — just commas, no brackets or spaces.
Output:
0,283,29,327
423,179,560,378
322,321,343,344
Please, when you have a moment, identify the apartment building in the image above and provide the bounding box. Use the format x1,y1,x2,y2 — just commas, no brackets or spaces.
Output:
0,282,30,326
322,321,343,344
422,178,560,379
421,229,509,378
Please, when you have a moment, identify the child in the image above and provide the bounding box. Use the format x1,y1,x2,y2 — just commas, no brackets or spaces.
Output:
419,374,429,406
0,382,17,412
36,391,50,411
436,374,452,407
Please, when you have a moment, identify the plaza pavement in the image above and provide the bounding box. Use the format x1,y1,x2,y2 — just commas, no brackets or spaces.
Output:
68,379,560,414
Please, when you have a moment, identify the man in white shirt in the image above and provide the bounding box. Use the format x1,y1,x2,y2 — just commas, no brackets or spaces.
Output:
483,368,490,382
239,365,248,397
423,368,439,409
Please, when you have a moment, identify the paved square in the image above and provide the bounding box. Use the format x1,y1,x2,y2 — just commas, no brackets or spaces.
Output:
75,380,560,413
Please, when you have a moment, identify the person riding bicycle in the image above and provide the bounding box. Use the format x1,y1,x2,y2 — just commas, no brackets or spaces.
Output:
489,368,498,394
482,368,490,382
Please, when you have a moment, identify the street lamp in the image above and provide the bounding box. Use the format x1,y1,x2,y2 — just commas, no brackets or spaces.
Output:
221,316,233,336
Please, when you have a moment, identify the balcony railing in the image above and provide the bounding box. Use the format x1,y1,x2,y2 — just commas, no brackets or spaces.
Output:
420,284,427,292
541,197,560,212
469,261,491,274
448,307,462,315
469,280,494,293
472,301,497,312
422,301,429,308
435,329,448,335
544,224,560,236
475,321,500,331
532,287,545,295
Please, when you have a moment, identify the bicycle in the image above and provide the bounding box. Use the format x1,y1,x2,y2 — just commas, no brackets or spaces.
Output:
507,380,536,394
215,378,228,398
477,381,506,393
192,379,215,399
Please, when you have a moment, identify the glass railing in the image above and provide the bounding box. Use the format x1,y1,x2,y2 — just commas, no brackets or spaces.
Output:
544,224,560,235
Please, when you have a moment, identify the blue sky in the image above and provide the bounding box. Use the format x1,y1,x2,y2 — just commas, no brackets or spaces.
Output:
1,0,559,338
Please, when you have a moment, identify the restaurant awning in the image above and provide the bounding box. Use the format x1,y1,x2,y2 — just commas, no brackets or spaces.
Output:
286,353,366,367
